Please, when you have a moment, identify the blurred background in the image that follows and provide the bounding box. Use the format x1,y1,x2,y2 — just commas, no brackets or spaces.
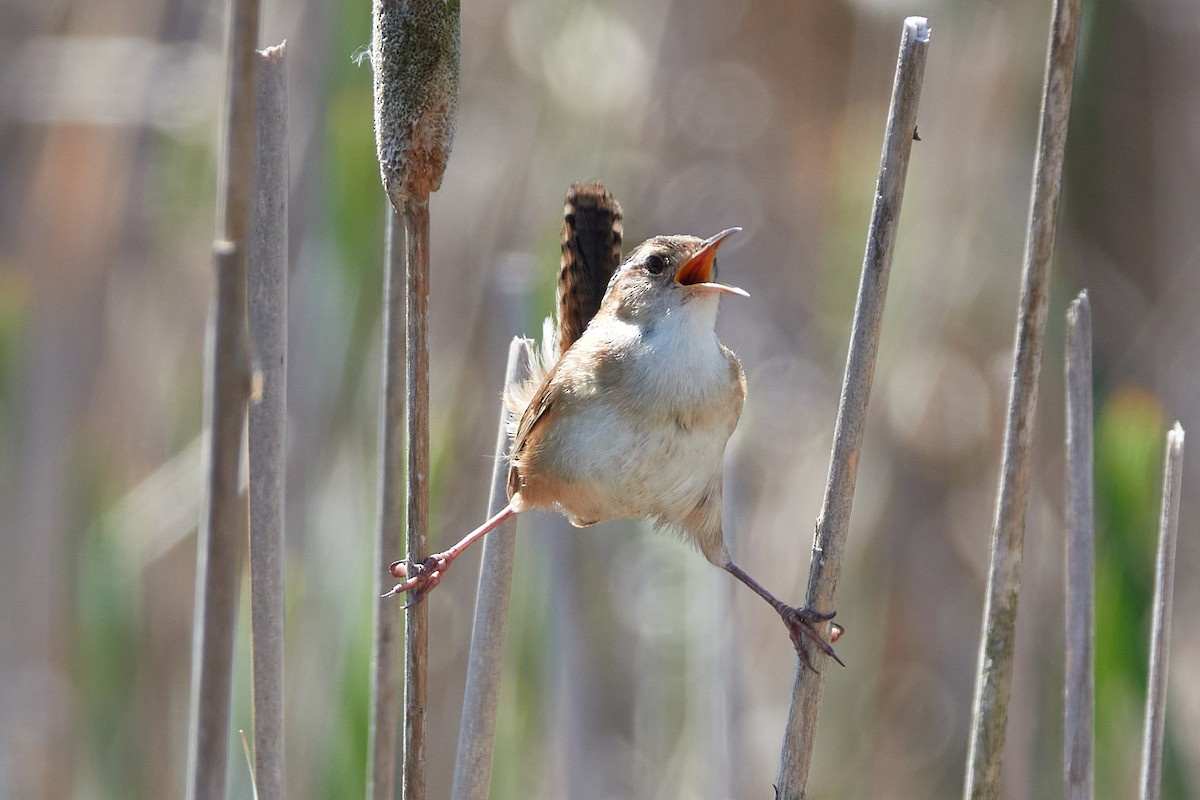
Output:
1,0,1198,797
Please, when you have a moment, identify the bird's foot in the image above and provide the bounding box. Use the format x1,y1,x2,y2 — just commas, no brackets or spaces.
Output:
382,554,449,607
779,605,845,672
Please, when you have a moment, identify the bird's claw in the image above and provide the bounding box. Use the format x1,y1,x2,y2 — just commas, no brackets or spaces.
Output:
382,554,446,606
780,605,845,672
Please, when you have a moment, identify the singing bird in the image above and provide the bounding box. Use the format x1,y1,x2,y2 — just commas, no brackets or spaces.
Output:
386,184,840,668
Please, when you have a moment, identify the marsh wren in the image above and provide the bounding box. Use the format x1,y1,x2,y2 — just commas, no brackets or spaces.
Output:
386,183,841,669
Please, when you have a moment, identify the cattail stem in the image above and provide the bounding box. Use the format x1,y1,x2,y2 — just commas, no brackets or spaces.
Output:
367,2,458,798
402,199,431,800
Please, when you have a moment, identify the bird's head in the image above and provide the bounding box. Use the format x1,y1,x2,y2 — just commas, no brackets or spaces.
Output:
603,228,747,324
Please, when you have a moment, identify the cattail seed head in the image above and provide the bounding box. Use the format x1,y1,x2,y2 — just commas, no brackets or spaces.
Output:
371,0,460,209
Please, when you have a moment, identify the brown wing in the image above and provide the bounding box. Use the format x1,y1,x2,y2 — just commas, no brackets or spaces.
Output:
557,182,623,355
506,359,561,501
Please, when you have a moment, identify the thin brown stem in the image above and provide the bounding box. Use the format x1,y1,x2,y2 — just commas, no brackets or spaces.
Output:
402,199,431,800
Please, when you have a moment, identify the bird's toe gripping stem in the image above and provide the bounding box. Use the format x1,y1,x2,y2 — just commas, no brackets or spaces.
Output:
781,605,845,672
383,554,447,607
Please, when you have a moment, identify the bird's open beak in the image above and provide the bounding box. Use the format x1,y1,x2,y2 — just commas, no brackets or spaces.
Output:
675,227,749,297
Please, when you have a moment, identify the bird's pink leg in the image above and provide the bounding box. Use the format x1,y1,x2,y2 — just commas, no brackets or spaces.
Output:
723,561,844,671
383,503,519,604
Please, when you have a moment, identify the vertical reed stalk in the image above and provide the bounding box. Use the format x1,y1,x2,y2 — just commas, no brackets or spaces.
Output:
368,209,406,800
963,0,1081,794
401,199,431,800
450,338,533,800
1063,291,1094,800
1138,423,1185,800
248,41,288,800
774,16,929,800
185,0,260,793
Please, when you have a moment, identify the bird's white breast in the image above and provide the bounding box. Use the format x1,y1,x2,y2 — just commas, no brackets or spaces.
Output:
545,296,741,525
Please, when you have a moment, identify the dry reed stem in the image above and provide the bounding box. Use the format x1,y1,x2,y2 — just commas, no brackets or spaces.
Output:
1138,423,1185,800
774,16,929,800
450,337,533,800
187,244,252,800
248,41,288,800
368,208,407,800
185,0,261,792
963,0,1081,794
1064,291,1094,800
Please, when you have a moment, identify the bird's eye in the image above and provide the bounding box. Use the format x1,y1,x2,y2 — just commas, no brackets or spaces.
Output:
644,254,666,274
